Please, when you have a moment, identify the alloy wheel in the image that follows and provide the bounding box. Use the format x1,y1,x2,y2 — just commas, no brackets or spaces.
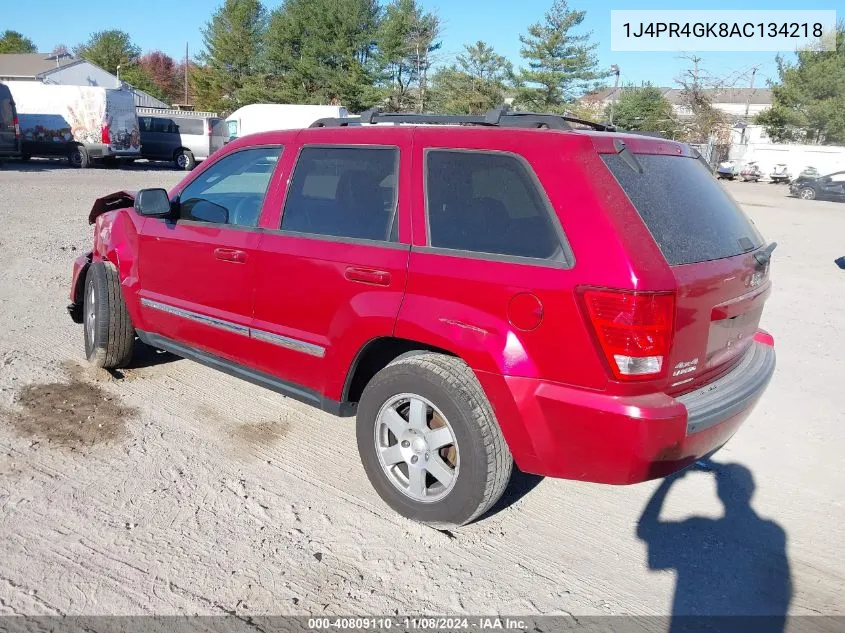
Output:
374,393,459,503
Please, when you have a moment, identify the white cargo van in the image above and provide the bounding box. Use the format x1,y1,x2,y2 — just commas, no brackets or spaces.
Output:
224,104,348,141
6,82,140,167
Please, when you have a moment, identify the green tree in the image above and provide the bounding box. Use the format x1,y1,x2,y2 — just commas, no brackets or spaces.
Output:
514,0,604,112
378,0,441,112
266,0,381,110
194,0,268,112
606,84,678,136
756,25,845,144
74,30,140,75
430,41,512,114
121,65,164,100
0,30,37,54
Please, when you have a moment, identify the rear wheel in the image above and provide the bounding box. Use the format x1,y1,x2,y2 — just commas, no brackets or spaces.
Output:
68,145,90,168
356,353,512,527
83,261,135,369
799,187,816,200
174,149,195,171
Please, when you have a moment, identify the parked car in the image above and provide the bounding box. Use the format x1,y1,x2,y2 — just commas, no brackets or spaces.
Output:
224,104,348,141
0,82,21,162
5,82,139,167
789,170,845,201
137,108,225,170
68,110,776,527
770,163,790,184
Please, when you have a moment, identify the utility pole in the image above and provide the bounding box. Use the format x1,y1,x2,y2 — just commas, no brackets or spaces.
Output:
609,64,620,125
184,42,189,106
740,66,758,145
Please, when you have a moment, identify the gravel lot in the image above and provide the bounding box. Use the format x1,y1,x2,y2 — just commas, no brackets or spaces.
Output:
0,160,843,618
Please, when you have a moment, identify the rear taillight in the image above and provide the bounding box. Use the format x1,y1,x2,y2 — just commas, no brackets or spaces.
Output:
13,116,20,138
579,288,675,380
101,124,110,145
206,121,212,136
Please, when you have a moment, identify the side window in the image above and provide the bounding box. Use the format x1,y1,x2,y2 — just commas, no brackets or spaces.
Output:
175,117,204,135
138,117,152,133
281,146,399,242
426,150,562,260
828,172,845,183
0,97,13,128
177,146,282,227
151,118,175,134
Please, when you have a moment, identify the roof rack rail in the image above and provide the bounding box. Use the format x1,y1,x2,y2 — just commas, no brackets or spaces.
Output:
310,105,616,132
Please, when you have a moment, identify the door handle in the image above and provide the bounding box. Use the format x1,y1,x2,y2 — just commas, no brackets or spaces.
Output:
214,248,247,263
344,267,391,286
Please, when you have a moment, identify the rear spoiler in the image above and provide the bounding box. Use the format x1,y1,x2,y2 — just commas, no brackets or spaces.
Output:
88,190,136,225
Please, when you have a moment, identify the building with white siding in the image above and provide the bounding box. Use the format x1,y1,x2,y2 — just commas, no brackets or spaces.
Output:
0,52,168,109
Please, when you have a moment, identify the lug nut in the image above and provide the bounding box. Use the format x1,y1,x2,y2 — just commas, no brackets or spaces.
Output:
401,440,410,448
410,455,418,464
425,452,430,460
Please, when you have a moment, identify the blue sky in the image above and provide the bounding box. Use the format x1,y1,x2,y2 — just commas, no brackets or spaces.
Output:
5,0,840,89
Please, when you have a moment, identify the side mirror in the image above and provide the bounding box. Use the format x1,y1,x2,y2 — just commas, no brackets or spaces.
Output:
135,188,173,218
835,256,845,270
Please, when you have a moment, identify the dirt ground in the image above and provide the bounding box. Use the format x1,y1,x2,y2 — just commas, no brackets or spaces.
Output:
0,160,843,618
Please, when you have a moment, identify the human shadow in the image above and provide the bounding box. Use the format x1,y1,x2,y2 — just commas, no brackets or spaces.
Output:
637,460,792,633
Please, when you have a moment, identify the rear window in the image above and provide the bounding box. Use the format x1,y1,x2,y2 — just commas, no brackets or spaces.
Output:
602,154,763,265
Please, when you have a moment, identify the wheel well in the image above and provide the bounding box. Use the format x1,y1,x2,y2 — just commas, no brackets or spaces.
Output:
344,337,456,403
173,147,189,160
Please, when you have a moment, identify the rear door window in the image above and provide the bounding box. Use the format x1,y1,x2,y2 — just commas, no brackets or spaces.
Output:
425,150,563,261
281,146,399,242
602,153,764,265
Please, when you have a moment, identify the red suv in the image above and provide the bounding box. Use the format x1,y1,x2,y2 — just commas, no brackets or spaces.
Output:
68,110,776,527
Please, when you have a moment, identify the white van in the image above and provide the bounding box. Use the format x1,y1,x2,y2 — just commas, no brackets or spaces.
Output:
224,104,348,140
6,82,140,167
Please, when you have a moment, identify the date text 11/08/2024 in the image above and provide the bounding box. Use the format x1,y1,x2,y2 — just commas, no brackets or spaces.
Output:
307,617,527,630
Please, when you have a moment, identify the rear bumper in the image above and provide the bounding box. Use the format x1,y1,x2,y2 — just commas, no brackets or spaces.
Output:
480,334,775,484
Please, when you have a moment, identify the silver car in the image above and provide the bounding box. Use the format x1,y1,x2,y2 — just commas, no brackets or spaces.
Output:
137,108,225,170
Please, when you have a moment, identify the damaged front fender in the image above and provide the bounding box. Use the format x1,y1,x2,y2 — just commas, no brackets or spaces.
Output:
88,190,136,225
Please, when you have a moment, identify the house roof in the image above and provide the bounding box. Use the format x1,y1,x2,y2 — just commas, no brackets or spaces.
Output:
0,53,77,79
583,86,773,106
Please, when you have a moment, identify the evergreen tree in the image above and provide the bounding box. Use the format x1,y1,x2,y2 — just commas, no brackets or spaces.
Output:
756,25,845,144
194,0,268,112
378,0,441,112
607,84,678,137
429,41,512,114
0,30,37,54
74,30,140,75
266,0,381,110
514,0,603,112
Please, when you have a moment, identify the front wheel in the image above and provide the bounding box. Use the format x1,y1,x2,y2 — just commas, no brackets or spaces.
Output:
69,145,90,168
83,261,135,368
799,187,816,200
174,149,195,171
356,353,512,527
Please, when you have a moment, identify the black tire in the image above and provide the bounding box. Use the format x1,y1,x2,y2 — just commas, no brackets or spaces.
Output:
357,353,512,527
69,145,90,168
83,261,135,369
799,187,816,200
174,149,195,171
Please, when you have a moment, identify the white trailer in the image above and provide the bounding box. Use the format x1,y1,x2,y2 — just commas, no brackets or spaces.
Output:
224,104,349,140
6,82,140,167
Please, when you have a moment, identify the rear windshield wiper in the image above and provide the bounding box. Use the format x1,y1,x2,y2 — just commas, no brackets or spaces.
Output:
613,139,643,174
